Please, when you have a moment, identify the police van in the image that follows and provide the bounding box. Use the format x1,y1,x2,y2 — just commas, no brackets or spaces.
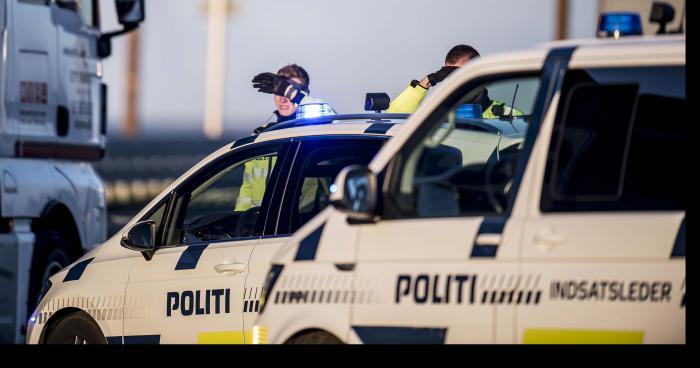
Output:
25,106,410,344
0,0,143,343
252,11,686,344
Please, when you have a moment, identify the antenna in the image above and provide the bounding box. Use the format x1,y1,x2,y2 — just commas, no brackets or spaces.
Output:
508,84,519,120
498,83,521,132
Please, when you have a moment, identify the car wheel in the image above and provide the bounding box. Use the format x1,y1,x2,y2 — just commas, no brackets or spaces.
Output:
27,230,72,317
286,331,343,344
44,311,106,344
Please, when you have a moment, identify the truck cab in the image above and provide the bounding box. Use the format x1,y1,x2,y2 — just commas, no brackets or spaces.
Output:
0,0,144,344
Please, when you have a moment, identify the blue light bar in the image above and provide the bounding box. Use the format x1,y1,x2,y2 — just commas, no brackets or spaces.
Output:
296,103,336,119
598,12,643,38
456,104,483,119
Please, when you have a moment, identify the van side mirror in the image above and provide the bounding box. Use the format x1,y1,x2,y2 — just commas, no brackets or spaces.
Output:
121,220,156,261
116,0,145,26
330,165,378,222
97,0,146,58
650,2,675,34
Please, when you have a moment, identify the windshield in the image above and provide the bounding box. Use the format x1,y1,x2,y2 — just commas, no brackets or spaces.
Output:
392,74,541,217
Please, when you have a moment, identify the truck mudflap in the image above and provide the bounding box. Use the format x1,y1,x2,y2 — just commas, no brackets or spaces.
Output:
0,221,35,344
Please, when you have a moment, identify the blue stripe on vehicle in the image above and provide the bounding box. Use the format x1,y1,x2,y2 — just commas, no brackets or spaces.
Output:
231,135,257,149
352,326,446,344
106,336,123,344
295,224,325,261
364,122,393,135
123,335,161,344
470,217,507,258
175,244,209,270
671,217,685,258
63,257,95,282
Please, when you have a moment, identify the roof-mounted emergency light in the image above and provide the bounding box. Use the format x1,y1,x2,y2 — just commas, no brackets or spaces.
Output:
597,12,643,39
296,103,337,120
456,104,483,119
365,93,391,113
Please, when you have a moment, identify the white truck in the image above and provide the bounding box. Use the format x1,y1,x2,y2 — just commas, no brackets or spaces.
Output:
0,0,144,343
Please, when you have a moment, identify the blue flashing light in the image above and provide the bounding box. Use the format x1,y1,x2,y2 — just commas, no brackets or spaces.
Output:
296,103,336,119
598,12,643,38
456,104,483,120
329,184,338,194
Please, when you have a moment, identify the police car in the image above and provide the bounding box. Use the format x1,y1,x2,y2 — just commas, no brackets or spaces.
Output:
253,11,686,344
25,104,409,344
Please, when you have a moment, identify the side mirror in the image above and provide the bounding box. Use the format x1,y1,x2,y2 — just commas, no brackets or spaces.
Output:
121,220,156,261
116,0,145,26
330,165,378,222
98,0,146,58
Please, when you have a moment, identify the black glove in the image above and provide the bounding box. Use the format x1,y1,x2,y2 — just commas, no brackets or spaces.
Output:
252,72,287,95
426,66,458,86
252,72,307,98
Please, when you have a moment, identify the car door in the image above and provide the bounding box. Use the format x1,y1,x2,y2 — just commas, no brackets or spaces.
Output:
349,73,545,343
123,141,292,344
517,63,686,343
242,136,386,339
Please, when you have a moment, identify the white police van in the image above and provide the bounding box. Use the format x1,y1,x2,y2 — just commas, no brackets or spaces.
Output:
25,106,409,344
252,11,686,344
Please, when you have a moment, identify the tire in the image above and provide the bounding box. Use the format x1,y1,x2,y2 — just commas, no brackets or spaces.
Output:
286,331,343,344
44,311,106,344
27,230,72,319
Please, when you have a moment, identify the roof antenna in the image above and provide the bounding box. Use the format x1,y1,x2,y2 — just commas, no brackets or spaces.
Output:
500,84,520,132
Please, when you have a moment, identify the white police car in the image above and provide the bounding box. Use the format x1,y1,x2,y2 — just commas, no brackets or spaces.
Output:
253,13,686,344
26,106,409,344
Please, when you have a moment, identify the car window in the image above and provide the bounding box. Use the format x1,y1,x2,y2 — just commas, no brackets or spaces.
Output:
282,139,386,234
57,0,98,28
386,74,542,218
541,66,685,212
163,148,281,246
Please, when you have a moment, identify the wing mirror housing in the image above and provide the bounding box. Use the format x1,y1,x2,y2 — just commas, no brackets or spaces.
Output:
330,165,378,222
121,220,156,261
98,0,146,58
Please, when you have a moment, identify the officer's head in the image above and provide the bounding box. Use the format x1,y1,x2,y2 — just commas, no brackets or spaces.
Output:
445,45,480,67
275,64,310,117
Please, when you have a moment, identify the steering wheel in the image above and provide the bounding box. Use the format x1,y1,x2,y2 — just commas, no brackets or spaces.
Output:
235,207,260,238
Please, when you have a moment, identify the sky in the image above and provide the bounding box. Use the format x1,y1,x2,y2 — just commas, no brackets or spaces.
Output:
99,0,600,137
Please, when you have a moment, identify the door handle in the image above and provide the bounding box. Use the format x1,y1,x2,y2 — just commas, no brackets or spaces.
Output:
215,262,247,275
534,227,565,248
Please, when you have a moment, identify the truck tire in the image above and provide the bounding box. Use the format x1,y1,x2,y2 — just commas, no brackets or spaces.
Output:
27,230,72,318
44,311,106,344
286,330,343,344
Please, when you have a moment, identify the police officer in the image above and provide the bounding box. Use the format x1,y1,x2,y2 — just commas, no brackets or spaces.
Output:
387,45,480,114
387,45,521,118
250,64,319,133
234,64,324,213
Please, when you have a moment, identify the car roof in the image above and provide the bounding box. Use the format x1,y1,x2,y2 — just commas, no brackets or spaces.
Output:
228,113,410,150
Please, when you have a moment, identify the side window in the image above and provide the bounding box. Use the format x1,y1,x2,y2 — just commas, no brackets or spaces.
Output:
386,74,542,219
284,139,385,233
163,148,281,245
541,66,685,212
56,0,98,28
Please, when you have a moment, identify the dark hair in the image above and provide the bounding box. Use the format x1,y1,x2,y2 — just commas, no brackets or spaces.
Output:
277,64,310,91
445,45,480,65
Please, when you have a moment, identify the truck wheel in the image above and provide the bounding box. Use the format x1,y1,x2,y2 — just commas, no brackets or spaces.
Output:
286,331,343,344
27,230,72,317
44,311,106,344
